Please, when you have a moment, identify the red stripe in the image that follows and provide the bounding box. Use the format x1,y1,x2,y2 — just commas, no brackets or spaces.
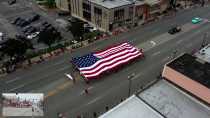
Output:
82,51,140,75
81,48,138,72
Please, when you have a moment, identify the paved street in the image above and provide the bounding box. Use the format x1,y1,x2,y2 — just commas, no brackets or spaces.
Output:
1,5,210,118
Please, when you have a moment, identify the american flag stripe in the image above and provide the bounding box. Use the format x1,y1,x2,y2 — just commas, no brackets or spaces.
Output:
72,42,143,79
82,52,142,78
94,43,130,58
79,47,137,71
81,50,140,75
94,45,132,58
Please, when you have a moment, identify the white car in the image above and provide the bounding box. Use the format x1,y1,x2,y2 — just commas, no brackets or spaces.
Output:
27,32,40,39
0,32,3,41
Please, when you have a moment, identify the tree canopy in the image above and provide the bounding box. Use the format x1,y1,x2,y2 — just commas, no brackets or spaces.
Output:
37,28,62,47
0,38,33,58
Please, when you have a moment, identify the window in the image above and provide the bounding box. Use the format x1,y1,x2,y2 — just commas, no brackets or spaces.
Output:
83,11,91,21
114,9,125,21
94,7,102,15
83,2,91,12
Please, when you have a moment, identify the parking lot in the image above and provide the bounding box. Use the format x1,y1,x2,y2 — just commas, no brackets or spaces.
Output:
0,0,73,49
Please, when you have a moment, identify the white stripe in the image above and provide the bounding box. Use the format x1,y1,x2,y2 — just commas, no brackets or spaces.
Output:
94,43,129,57
94,45,132,58
79,47,137,70
83,53,142,78
81,50,140,74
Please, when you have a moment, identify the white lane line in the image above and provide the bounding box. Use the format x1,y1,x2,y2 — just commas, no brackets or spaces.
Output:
8,66,70,92
176,39,184,45
52,60,66,66
86,96,102,105
151,51,161,57
8,84,27,92
131,73,143,80
6,77,21,84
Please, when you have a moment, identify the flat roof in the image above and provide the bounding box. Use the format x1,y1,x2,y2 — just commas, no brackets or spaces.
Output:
167,53,210,89
195,44,210,63
99,95,164,118
145,0,160,6
90,0,133,9
138,80,210,118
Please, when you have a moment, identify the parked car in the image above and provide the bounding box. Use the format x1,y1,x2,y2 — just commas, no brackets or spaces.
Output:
168,26,181,34
8,0,16,5
23,26,37,35
58,11,70,16
19,20,30,27
27,32,40,40
29,14,40,22
11,17,21,24
0,32,3,41
16,19,30,27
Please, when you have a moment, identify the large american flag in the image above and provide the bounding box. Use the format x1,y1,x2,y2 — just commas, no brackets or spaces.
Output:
72,42,143,80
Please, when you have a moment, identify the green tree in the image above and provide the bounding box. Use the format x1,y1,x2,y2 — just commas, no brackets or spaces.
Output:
68,21,84,39
0,38,33,58
46,0,55,8
37,29,62,47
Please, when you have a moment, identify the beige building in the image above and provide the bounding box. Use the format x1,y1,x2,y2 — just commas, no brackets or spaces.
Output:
55,0,70,11
56,0,168,32
69,0,135,31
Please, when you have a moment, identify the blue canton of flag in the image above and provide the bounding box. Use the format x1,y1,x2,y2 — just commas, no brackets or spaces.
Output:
72,53,100,68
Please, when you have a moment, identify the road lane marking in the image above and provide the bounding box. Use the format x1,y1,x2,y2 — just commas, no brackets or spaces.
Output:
151,51,161,57
6,77,21,84
8,66,70,92
44,81,73,99
8,84,27,92
57,82,71,90
44,89,58,99
131,73,143,80
86,96,102,105
52,60,66,66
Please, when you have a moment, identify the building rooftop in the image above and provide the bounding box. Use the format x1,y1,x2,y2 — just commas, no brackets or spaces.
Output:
138,80,210,118
91,0,134,9
194,44,210,63
167,53,210,89
99,95,164,118
100,80,210,118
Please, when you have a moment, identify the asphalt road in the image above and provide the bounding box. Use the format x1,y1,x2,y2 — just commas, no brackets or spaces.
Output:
1,5,210,118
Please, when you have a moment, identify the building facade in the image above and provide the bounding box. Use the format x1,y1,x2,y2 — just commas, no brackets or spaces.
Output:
55,0,70,11
63,0,168,32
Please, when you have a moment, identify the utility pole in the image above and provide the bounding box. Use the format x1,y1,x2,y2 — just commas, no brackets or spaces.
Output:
128,73,135,97
201,32,208,48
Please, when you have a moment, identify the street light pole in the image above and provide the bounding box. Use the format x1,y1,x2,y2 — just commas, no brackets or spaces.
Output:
201,33,208,49
128,76,132,97
128,73,135,97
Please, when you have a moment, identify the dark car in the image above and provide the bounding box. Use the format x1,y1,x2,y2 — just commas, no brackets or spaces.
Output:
29,14,40,22
168,26,181,34
8,0,16,5
27,27,36,34
24,26,36,35
11,17,21,24
22,26,33,33
58,11,70,16
19,20,30,27
15,19,24,26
